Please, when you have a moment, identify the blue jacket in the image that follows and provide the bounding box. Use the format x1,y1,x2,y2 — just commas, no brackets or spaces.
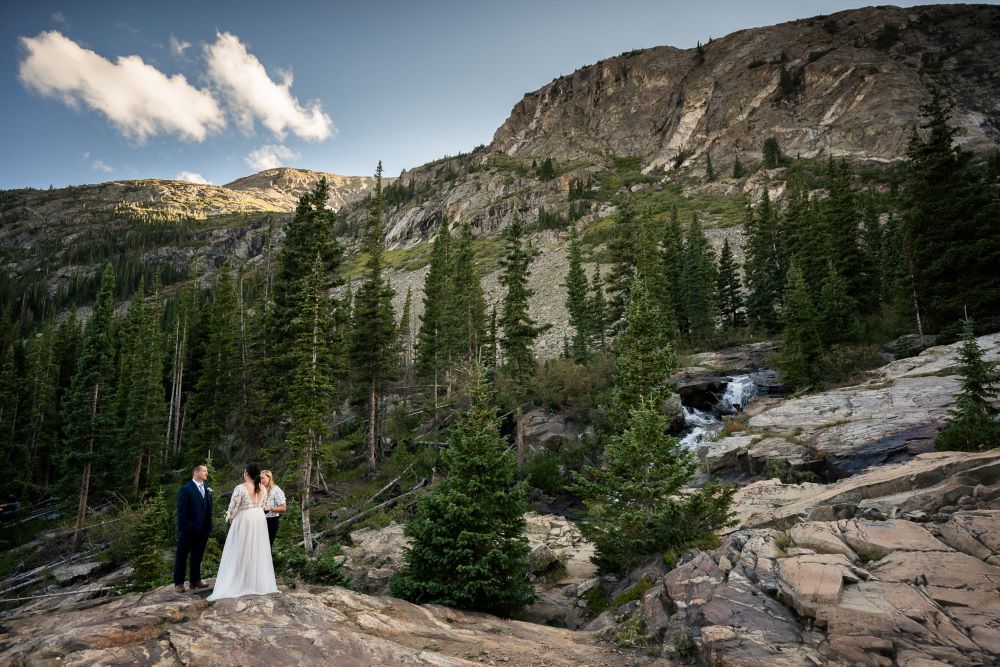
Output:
177,480,213,535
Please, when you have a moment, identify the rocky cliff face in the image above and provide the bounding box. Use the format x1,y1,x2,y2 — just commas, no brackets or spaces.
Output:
491,4,1000,168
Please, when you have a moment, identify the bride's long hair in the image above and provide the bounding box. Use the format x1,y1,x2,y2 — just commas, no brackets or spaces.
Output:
245,463,262,497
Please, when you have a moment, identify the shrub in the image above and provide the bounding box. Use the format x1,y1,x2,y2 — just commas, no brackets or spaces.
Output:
272,542,347,587
817,344,884,384
525,452,564,494
935,416,1000,452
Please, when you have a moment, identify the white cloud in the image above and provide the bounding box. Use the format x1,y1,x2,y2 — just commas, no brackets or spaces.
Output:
51,11,66,24
18,31,225,143
176,171,211,184
206,32,334,141
169,35,190,57
245,144,300,171
91,159,114,173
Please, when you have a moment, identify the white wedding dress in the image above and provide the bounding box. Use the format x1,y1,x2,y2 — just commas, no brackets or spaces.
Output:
207,483,278,600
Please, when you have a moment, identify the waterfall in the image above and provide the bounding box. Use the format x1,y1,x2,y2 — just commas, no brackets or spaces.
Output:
679,375,757,450
720,374,756,413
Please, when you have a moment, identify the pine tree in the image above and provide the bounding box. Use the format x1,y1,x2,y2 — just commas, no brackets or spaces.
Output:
636,216,677,338
499,216,545,381
681,214,717,345
398,286,414,385
351,162,398,474
902,91,1000,331
661,207,686,334
716,239,745,328
781,182,826,301
588,266,608,351
391,366,534,616
609,278,677,431
448,222,486,362
564,226,592,362
732,154,745,179
779,262,822,390
189,265,242,466
263,178,342,440
763,137,786,168
131,489,170,590
818,262,860,346
606,198,640,329
116,279,167,492
24,321,61,485
483,305,498,369
60,265,117,549
935,319,1000,451
705,154,715,181
743,193,785,332
573,398,734,573
822,159,874,313
415,222,452,380
288,255,336,554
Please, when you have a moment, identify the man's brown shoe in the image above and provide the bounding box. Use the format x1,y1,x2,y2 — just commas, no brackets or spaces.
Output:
190,581,209,590
175,585,186,593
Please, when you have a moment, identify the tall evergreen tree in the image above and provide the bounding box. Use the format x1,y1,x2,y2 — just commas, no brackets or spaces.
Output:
263,178,342,444
115,279,167,492
24,321,61,486
351,162,398,474
902,91,1000,331
818,262,860,346
705,154,715,181
499,215,545,381
398,286,414,385
822,159,874,312
681,214,717,344
779,262,822,390
743,193,785,332
189,265,241,465
60,265,117,549
448,222,486,362
609,278,677,431
588,266,608,351
564,225,592,362
637,217,677,338
606,198,640,329
391,366,534,616
415,222,452,380
660,207,686,334
716,239,745,328
287,254,337,554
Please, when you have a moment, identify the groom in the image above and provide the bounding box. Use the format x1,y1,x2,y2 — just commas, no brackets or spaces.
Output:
174,464,213,593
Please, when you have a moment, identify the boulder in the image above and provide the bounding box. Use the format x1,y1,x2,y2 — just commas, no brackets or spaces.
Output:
519,409,581,453
51,562,104,586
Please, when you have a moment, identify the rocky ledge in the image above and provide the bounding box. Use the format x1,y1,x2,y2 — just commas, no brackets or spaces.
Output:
0,583,657,667
698,333,1000,479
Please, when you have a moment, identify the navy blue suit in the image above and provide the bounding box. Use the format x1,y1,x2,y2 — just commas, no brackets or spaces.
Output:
173,480,213,587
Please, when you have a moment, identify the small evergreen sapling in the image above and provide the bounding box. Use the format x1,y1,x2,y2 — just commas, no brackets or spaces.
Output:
935,319,1000,451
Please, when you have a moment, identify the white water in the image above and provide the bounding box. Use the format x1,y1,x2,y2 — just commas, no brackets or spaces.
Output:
720,375,756,413
679,406,723,449
679,375,757,450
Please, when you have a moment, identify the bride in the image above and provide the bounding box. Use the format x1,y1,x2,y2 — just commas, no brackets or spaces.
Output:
207,463,278,600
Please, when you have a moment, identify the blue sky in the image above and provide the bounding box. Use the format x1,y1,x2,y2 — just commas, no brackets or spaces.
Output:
1,1,982,189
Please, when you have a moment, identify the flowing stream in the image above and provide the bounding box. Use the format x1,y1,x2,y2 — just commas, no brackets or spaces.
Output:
678,375,757,450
